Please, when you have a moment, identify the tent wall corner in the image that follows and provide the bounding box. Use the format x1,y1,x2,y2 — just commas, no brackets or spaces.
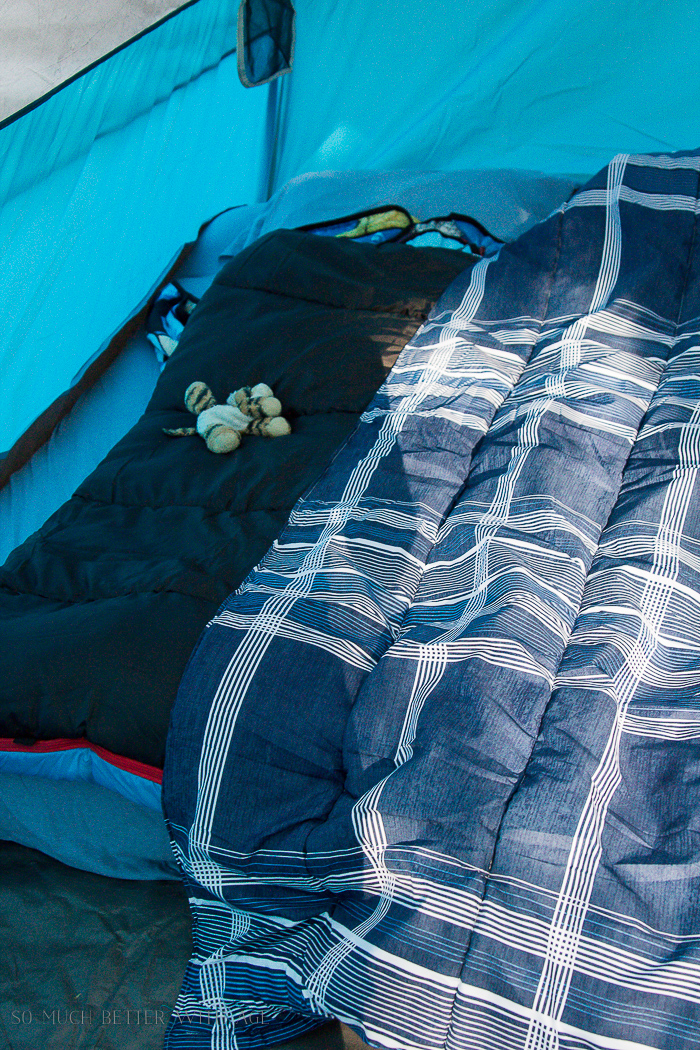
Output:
0,0,271,458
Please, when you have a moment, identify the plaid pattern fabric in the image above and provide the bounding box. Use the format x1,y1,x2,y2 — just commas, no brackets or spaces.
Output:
163,151,700,1049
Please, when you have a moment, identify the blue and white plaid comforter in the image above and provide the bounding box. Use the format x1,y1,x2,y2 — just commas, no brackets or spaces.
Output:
164,151,700,1050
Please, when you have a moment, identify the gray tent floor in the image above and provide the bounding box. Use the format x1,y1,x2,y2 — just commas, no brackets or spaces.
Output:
0,842,369,1050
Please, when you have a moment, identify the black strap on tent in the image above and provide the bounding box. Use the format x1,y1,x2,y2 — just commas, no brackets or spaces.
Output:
237,0,295,87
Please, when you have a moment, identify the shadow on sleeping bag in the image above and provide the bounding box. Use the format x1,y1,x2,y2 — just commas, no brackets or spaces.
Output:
0,230,473,772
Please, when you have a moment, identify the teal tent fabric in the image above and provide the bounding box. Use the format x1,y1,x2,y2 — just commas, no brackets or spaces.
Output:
4,0,700,459
274,0,700,187
0,0,268,454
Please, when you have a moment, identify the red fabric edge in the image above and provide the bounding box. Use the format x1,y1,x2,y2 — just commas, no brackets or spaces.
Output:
0,737,163,784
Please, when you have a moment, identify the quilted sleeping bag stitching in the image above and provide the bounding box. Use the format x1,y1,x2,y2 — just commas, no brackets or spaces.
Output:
164,151,700,1049
0,234,469,769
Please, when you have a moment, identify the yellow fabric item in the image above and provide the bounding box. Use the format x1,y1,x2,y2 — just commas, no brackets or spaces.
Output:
336,209,419,239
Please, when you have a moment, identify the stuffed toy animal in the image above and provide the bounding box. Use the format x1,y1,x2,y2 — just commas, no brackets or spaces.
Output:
164,381,291,453
232,384,282,420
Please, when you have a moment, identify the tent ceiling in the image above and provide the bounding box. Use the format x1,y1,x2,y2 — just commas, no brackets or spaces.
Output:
0,0,194,123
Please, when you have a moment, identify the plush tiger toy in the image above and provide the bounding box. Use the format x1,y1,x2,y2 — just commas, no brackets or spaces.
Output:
164,381,291,453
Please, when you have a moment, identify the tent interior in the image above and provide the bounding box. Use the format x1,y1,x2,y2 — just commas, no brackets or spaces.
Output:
5,0,700,558
2,1,700,1048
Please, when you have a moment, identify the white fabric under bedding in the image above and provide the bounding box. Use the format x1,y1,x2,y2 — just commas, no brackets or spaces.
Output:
0,167,581,880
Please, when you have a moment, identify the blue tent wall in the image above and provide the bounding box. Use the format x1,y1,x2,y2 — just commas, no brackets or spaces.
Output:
5,0,700,456
273,0,700,188
0,0,269,454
